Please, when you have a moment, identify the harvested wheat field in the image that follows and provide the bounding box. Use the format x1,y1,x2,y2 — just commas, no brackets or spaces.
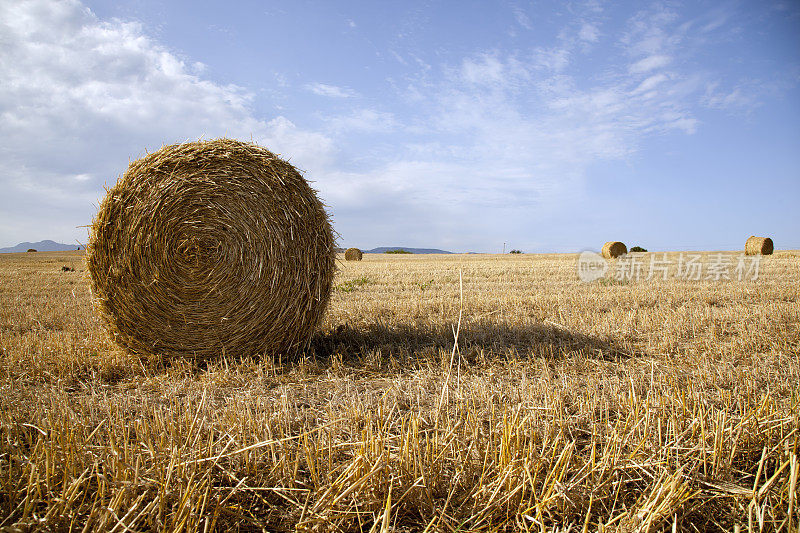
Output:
1,250,799,532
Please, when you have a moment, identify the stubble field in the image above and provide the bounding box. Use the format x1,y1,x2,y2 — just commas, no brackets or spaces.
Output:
1,250,798,532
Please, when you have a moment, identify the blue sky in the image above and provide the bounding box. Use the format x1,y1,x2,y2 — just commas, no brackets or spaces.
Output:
1,0,798,252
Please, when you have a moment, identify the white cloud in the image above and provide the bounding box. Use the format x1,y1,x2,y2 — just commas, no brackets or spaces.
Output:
702,82,762,112
578,22,599,42
621,5,683,57
699,9,730,33
531,47,571,72
305,82,358,98
191,61,207,74
580,0,604,15
629,54,672,74
390,50,408,66
634,73,669,93
459,54,506,85
317,1,724,251
456,53,531,91
325,109,397,134
0,0,333,245
439,50,696,163
513,7,532,30
665,116,697,134
323,35,707,240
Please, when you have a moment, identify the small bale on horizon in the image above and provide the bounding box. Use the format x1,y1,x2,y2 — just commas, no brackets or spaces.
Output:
344,248,363,261
601,241,627,259
745,236,774,256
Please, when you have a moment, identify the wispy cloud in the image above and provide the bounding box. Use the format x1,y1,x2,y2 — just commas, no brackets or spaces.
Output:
457,54,529,86
305,82,358,98
629,54,672,74
512,7,532,30
324,109,397,134
395,46,702,191
701,81,765,113
578,22,599,42
317,5,727,246
633,73,669,93
620,5,683,57
531,47,571,72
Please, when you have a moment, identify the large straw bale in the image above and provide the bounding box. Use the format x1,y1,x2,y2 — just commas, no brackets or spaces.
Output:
87,139,335,359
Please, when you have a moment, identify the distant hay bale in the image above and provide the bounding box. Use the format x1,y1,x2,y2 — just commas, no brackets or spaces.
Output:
344,247,363,261
601,241,627,259
745,236,774,256
27,249,37,253
87,138,335,360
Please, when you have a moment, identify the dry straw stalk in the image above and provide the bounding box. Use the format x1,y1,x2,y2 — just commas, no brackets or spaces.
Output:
344,247,363,261
601,241,627,259
745,235,774,256
87,138,335,360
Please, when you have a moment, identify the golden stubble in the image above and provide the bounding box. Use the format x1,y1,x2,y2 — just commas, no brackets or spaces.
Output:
1,250,798,531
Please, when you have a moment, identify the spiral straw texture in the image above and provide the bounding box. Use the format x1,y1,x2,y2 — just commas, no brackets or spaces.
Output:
87,139,335,360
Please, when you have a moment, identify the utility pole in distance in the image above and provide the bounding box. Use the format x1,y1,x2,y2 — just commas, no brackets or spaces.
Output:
503,242,506,254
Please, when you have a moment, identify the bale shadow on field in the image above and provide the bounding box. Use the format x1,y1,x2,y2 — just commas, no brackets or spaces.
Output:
312,320,641,364
144,321,641,375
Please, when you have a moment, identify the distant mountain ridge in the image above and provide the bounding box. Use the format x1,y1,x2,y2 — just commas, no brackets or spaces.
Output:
0,240,84,253
365,247,453,254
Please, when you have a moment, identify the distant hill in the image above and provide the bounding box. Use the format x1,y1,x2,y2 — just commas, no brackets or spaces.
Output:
0,240,84,253
365,247,453,254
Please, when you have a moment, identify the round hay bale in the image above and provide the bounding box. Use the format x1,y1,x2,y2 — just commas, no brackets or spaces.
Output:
601,241,627,259
344,247,363,261
87,138,335,360
745,236,773,256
